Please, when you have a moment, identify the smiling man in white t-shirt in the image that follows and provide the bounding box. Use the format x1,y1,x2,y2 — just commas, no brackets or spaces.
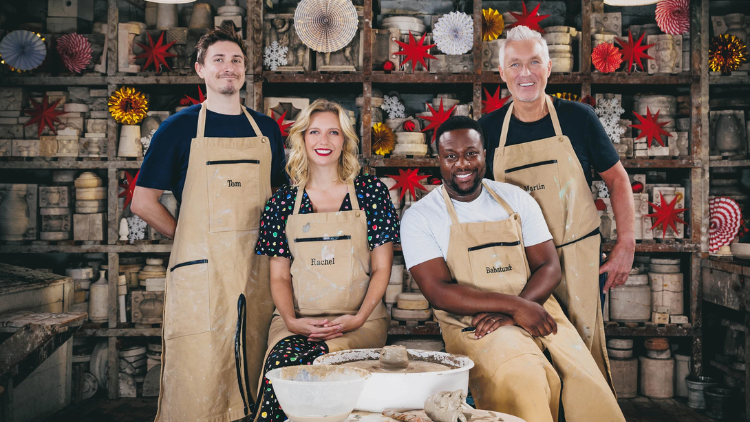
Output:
400,116,624,422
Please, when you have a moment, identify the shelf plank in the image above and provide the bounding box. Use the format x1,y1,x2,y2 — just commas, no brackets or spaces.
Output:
480,72,586,85
76,327,162,337
701,257,750,276
602,243,700,253
709,159,750,168
621,158,700,168
0,76,107,86
371,73,474,84
262,72,363,83
387,324,441,336
0,160,142,169
368,156,439,167
604,324,693,337
591,73,695,85
709,359,744,381
709,75,750,85
0,244,172,254
108,75,205,85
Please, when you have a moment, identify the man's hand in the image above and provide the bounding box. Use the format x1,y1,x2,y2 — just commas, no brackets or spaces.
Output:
600,240,635,293
512,299,557,337
471,312,514,339
286,317,342,342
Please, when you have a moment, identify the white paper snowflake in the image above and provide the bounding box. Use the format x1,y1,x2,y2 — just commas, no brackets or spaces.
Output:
433,12,474,55
381,95,405,119
594,181,610,198
140,128,156,153
595,98,626,144
263,41,288,71
126,215,147,243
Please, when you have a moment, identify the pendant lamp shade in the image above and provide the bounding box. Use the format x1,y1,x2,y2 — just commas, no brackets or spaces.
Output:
603,0,660,5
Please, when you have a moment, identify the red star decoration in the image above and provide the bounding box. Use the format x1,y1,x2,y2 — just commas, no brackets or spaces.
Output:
181,86,206,105
119,170,140,210
393,32,437,71
135,31,177,74
274,111,294,137
482,87,511,114
645,192,688,238
23,94,65,137
629,107,672,148
419,98,456,143
387,168,429,201
615,29,655,73
507,2,550,33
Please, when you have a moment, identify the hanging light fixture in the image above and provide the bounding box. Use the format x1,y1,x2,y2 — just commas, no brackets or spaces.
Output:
603,0,660,6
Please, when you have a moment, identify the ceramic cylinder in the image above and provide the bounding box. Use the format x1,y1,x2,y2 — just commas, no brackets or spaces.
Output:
156,4,178,30
640,356,674,399
0,185,30,241
118,125,142,157
610,357,638,398
390,264,404,285
610,274,651,322
189,4,214,29
674,353,691,397
649,272,683,314
89,270,109,323
686,376,720,409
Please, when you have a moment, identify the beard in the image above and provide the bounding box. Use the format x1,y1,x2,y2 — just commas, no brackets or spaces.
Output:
444,169,484,197
218,84,237,95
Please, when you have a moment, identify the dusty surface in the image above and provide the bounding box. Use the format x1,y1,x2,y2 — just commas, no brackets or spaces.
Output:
342,359,451,374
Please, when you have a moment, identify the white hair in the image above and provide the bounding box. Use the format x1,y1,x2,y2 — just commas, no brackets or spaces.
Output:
497,26,550,68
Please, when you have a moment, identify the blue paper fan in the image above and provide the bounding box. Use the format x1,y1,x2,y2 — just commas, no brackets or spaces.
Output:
0,30,47,71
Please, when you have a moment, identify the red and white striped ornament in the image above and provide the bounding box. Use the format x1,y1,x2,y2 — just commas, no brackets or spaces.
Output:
56,33,92,73
709,196,741,253
655,0,690,35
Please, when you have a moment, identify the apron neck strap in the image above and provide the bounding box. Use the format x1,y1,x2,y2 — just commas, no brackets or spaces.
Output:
498,95,563,149
440,183,516,225
292,181,360,215
196,102,264,138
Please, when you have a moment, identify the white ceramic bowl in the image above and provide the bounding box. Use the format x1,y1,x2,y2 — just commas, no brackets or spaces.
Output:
265,366,370,422
314,349,474,412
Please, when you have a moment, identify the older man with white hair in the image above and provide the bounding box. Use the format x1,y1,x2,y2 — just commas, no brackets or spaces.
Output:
478,25,636,388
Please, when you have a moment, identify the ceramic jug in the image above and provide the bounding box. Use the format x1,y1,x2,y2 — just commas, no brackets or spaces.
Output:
715,113,743,156
0,185,30,240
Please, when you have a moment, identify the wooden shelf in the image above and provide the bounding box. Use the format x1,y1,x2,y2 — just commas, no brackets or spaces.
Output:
709,359,745,381
108,75,205,85
591,73,695,85
371,73,475,84
709,159,750,168
0,75,108,86
701,257,750,276
0,243,172,254
77,327,162,337
263,72,363,83
602,243,700,253
709,74,750,85
0,159,142,169
604,323,693,337
368,156,439,167
480,72,586,84
387,323,441,336
621,158,700,169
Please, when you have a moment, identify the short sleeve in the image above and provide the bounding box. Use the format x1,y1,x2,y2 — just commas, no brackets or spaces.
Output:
255,185,296,258
585,105,621,174
400,208,444,270
136,120,182,191
358,175,401,249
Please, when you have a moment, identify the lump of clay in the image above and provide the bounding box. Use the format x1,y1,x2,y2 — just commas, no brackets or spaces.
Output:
379,345,409,370
424,390,470,422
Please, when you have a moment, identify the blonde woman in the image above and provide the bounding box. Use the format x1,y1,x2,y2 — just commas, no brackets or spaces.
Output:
253,99,399,421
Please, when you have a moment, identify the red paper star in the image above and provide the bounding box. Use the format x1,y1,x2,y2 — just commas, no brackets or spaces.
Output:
135,31,177,74
23,94,65,137
507,2,550,33
394,32,437,71
629,107,672,148
119,170,140,210
181,86,206,105
419,98,456,143
645,192,688,238
615,30,655,73
274,111,293,137
482,87,511,114
387,168,429,201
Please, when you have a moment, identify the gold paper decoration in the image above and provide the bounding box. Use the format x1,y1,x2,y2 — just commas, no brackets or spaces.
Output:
371,122,395,156
482,8,505,41
108,87,149,125
709,34,748,74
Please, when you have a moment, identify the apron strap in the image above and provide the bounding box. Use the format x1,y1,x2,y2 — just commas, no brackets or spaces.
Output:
196,102,265,138
482,182,516,216
292,182,360,214
440,183,517,225
497,95,562,150
440,186,461,226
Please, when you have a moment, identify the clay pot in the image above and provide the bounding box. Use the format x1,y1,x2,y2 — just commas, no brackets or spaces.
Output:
118,125,142,157
550,55,573,73
0,185,30,241
543,32,571,45
685,375,720,409
715,113,743,156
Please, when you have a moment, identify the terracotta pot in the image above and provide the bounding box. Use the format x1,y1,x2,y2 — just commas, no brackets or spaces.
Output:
0,185,30,240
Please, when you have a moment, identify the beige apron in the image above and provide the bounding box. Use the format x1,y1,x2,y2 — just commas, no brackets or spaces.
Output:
492,95,612,387
265,181,389,356
156,103,275,422
437,184,623,422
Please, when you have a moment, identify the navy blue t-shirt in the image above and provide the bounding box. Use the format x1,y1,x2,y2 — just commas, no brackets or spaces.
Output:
477,96,620,185
137,104,287,203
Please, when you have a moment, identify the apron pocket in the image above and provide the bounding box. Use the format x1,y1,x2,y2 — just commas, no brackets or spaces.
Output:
165,259,210,339
504,160,565,231
467,241,526,296
206,159,261,233
292,235,353,313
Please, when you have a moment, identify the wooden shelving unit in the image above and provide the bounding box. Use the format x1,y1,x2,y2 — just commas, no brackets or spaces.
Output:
0,0,711,399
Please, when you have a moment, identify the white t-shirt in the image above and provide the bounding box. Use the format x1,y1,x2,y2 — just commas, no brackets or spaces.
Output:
401,179,553,270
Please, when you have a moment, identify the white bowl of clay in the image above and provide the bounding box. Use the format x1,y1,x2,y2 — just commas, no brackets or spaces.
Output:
313,347,474,412
265,365,371,422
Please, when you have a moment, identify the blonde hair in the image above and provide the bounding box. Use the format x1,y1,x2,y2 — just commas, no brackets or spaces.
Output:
498,26,550,67
285,99,361,186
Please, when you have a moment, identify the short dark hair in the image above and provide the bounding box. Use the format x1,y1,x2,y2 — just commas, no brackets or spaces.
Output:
195,22,248,69
434,116,484,151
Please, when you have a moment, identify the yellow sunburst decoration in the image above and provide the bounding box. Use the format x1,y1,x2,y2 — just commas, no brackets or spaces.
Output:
709,34,748,74
108,87,149,125
372,122,395,156
552,92,579,101
482,8,505,41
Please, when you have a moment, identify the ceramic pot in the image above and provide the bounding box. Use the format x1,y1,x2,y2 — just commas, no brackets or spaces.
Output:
724,13,747,43
156,4,178,30
0,185,29,240
118,125,142,157
640,356,674,398
685,375,720,409
610,358,637,398
89,270,109,323
189,4,214,29
704,387,736,419
715,113,743,156
609,274,651,322
636,95,676,117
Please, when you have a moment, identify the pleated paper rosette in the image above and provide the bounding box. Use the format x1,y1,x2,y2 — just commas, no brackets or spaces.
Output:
0,30,47,71
294,0,358,53
709,196,742,254
56,33,93,73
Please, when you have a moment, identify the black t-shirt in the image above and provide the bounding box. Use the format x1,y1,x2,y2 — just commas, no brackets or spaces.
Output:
477,96,620,185
136,104,287,203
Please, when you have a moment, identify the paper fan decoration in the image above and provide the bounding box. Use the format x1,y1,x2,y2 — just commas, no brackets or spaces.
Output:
135,31,177,74
387,168,429,201
645,192,688,239
108,87,149,125
419,98,456,143
709,197,741,253
506,1,550,33
709,35,748,74
294,0,358,53
433,12,474,55
56,33,92,74
655,0,690,35
592,43,623,73
23,94,65,137
482,8,505,41
482,87,511,114
394,32,437,70
0,30,47,71
616,29,655,73
372,122,395,156
630,107,672,148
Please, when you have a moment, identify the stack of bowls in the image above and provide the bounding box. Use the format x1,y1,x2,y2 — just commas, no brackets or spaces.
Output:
544,27,576,73
382,16,426,37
